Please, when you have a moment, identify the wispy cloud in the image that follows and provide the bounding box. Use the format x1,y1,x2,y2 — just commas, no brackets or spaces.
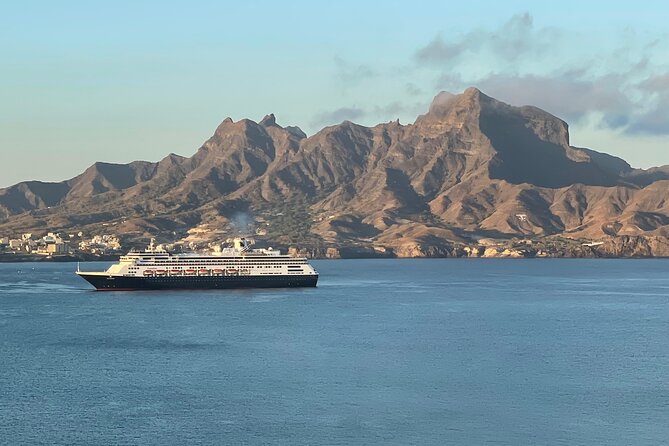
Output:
312,101,428,129
405,83,423,96
334,56,376,85
319,13,669,137
627,72,669,134
415,13,554,65
413,13,669,135
312,106,366,127
474,73,633,125
470,68,669,135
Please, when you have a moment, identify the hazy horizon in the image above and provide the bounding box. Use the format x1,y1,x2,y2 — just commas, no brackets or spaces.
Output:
2,0,668,187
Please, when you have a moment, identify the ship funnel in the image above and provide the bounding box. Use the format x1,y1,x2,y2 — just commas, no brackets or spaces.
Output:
233,237,251,251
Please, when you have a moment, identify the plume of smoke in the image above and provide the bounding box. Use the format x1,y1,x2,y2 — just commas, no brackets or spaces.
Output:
228,211,254,235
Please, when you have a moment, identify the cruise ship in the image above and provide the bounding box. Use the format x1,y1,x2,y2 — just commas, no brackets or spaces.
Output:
76,238,318,291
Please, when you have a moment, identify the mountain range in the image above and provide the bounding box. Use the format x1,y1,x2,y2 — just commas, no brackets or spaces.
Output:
2,87,669,257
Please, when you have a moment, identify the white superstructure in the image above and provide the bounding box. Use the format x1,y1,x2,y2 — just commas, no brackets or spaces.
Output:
95,238,318,279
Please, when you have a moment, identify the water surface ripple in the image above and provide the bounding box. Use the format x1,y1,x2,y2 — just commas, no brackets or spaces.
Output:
0,260,667,445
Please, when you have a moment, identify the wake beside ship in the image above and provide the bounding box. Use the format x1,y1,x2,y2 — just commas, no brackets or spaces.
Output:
76,238,318,291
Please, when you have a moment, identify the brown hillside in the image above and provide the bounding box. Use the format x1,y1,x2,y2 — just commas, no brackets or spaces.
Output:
1,88,668,255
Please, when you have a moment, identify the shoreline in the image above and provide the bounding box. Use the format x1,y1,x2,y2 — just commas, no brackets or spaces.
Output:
0,253,120,263
1,253,667,263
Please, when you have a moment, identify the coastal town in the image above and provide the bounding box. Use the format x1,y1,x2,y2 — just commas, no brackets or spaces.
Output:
0,226,657,261
0,229,262,261
0,232,122,260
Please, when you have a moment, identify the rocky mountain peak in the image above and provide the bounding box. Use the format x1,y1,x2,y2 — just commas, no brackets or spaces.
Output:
285,126,307,139
426,91,457,116
412,88,487,139
260,113,278,127
423,87,486,117
213,117,236,136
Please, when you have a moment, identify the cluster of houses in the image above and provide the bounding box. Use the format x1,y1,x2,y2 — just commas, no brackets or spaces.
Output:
0,232,122,256
78,234,122,254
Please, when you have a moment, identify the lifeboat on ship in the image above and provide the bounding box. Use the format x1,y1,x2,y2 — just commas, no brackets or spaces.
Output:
170,269,182,276
155,270,167,276
184,269,196,276
212,269,224,276
198,269,210,276
143,270,155,276
226,268,239,276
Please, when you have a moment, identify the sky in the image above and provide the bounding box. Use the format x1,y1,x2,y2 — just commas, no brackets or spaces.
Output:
1,0,668,187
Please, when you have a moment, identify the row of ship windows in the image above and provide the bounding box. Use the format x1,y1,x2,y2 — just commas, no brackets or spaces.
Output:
126,257,297,260
128,265,289,270
155,260,302,262
115,276,308,282
131,262,305,265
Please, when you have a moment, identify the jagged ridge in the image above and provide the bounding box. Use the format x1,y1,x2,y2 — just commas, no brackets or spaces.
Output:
1,88,669,254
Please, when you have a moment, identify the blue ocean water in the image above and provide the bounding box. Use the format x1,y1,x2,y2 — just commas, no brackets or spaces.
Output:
0,259,667,445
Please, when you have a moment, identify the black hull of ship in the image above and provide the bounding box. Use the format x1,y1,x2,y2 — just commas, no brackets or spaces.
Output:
78,274,318,291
